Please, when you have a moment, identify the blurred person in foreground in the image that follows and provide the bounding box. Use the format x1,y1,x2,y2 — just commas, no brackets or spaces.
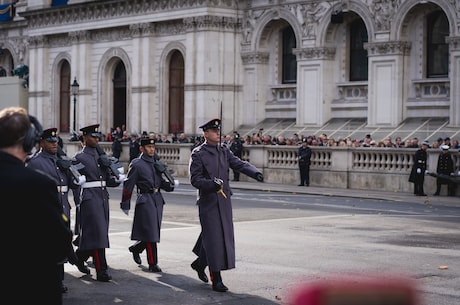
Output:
0,107,72,304
189,118,264,292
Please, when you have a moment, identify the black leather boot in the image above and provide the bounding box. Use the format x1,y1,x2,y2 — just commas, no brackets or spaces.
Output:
211,271,228,292
129,245,142,265
191,258,208,282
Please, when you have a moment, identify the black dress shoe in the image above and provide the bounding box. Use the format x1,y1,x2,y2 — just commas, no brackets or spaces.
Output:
191,262,208,283
129,246,142,265
76,261,91,274
212,281,228,292
61,283,68,293
298,184,304,186
149,264,162,272
96,271,112,282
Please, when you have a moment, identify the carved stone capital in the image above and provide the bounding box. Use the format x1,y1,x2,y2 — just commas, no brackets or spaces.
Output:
28,35,48,48
446,36,460,51
241,52,269,65
293,47,336,60
364,41,411,56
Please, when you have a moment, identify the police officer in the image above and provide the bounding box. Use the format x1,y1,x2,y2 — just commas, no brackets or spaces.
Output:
434,145,455,196
298,138,312,186
229,132,243,181
0,107,72,305
189,118,264,292
73,124,125,282
120,138,175,272
27,128,89,292
409,140,430,196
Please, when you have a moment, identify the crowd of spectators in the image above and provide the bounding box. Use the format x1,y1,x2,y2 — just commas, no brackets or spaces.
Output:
98,126,460,151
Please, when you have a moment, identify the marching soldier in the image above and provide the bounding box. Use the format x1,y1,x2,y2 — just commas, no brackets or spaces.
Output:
409,140,430,196
73,124,125,282
189,118,264,292
27,128,89,292
120,138,175,272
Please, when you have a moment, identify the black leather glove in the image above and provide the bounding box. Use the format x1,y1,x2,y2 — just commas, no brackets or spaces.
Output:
213,177,223,191
255,172,264,182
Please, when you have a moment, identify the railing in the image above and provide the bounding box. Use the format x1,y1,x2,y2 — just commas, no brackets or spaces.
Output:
63,142,459,195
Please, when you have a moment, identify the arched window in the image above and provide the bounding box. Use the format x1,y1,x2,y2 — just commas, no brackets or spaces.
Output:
59,61,70,132
168,50,184,133
113,61,127,130
349,19,368,81
282,26,296,84
427,11,449,78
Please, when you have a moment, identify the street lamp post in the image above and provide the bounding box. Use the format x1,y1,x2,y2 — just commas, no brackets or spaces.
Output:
71,77,79,133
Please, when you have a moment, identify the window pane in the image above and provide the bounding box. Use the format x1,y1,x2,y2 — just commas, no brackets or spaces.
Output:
282,26,297,84
427,11,449,78
349,19,368,81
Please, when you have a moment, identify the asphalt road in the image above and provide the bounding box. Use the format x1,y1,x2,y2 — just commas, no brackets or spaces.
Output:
62,182,460,305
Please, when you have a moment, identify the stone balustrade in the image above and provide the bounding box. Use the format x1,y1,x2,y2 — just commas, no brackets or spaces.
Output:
64,141,460,195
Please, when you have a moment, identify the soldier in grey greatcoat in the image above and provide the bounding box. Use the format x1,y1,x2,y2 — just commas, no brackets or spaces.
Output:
189,118,264,292
27,128,89,292
120,138,175,272
73,124,125,282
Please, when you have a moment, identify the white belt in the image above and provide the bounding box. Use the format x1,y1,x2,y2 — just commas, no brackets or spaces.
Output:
57,185,68,193
82,181,106,188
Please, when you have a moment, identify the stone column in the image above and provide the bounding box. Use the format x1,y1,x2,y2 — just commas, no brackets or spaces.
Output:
446,36,460,126
365,41,411,127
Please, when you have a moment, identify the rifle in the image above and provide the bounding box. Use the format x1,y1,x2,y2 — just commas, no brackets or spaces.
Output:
153,154,176,186
427,172,460,185
56,145,85,182
96,145,124,179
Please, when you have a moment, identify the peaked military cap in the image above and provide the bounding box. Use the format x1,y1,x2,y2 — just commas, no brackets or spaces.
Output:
421,141,430,147
140,138,155,146
199,118,221,131
41,128,58,142
80,124,101,137
441,145,449,150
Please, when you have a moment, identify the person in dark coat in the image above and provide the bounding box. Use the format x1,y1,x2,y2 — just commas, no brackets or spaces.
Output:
297,138,312,186
229,132,243,181
120,138,175,272
189,118,264,292
73,124,125,282
27,128,90,292
409,140,430,196
0,107,72,305
434,145,455,196
129,133,141,162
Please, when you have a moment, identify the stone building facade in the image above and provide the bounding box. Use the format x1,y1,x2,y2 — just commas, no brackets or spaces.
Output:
0,0,458,139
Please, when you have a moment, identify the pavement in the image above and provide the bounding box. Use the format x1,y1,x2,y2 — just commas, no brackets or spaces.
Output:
62,178,459,305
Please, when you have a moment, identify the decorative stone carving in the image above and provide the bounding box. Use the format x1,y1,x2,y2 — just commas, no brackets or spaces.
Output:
364,41,411,55
241,51,269,65
293,47,336,60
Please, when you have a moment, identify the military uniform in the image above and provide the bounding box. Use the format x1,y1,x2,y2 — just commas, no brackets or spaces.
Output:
189,118,263,292
120,138,175,272
434,145,455,196
229,133,243,181
27,128,89,292
297,138,312,186
73,124,122,281
409,141,429,196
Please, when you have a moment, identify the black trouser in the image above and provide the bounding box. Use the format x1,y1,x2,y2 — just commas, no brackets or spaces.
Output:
299,163,310,186
436,179,454,195
76,248,108,272
414,173,425,195
130,241,159,266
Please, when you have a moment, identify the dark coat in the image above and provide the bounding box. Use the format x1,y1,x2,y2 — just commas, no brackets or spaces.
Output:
436,152,454,184
189,142,261,271
74,146,120,250
298,145,312,166
120,153,174,242
27,150,78,219
409,148,427,183
1,151,71,305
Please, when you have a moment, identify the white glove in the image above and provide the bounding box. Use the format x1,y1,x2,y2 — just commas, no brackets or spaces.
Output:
74,175,86,186
416,168,421,174
115,174,127,183
425,170,429,175
117,167,125,175
174,179,180,187
122,209,129,216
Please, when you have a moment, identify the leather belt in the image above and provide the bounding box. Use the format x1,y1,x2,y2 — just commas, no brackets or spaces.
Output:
138,188,159,194
82,181,106,188
57,185,68,193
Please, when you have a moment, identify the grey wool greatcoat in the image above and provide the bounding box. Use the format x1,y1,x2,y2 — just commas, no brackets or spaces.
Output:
27,150,78,220
74,146,120,250
120,153,174,242
189,142,261,271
